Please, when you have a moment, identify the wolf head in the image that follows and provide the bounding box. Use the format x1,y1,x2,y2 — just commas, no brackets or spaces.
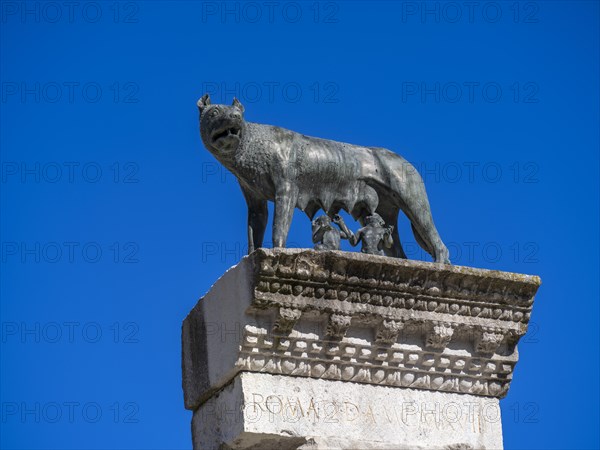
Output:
197,94,245,157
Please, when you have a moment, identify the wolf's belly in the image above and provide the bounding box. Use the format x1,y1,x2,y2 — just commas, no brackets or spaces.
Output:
293,136,381,218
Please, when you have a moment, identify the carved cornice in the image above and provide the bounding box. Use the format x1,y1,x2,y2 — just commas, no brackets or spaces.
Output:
251,249,539,328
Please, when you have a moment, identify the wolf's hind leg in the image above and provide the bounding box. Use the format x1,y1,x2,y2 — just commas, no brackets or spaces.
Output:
407,205,450,264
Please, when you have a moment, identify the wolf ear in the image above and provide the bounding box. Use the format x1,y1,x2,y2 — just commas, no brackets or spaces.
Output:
197,93,211,112
232,97,245,113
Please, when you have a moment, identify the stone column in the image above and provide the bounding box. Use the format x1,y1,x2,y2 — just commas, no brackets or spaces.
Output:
182,249,540,450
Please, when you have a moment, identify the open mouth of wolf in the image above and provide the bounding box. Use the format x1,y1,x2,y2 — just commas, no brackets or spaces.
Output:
211,126,241,144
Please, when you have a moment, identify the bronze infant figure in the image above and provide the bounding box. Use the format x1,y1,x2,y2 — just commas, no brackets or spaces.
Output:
334,213,394,256
312,215,344,251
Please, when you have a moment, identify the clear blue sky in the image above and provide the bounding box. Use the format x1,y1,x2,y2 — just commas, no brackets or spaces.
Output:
1,1,598,449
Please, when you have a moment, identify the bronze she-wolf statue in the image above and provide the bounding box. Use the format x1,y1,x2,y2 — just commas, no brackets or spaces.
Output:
197,94,450,264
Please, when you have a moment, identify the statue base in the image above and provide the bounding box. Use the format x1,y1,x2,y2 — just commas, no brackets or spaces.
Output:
182,249,540,450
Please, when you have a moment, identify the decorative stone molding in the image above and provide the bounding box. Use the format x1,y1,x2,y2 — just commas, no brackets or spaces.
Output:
182,249,540,449
475,327,508,355
426,321,455,350
325,314,352,339
375,319,404,344
234,324,517,396
273,307,302,334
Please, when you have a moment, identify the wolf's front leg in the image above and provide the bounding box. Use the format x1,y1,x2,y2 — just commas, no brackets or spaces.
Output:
272,183,297,248
241,185,268,254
